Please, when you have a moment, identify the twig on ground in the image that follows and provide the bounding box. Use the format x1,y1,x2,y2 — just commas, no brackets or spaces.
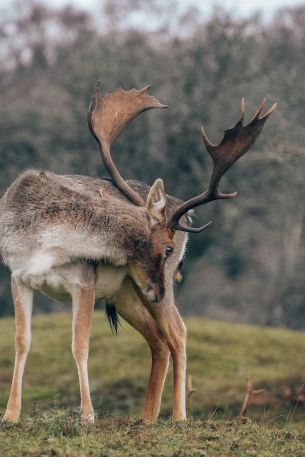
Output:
187,375,196,414
238,378,265,419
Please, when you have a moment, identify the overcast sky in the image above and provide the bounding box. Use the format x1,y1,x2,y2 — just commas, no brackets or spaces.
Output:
2,0,303,18
47,0,304,16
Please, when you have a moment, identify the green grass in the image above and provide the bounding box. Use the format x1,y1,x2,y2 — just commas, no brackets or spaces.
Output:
2,415,305,457
1,311,305,456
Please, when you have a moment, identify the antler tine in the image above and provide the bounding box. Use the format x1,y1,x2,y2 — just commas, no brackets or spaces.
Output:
87,96,96,137
248,98,266,123
200,126,216,150
174,220,213,234
87,81,167,206
261,102,277,120
95,80,101,101
140,85,151,93
240,96,245,120
168,98,276,233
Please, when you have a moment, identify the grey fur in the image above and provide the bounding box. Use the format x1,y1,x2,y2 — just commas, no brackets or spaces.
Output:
0,170,188,303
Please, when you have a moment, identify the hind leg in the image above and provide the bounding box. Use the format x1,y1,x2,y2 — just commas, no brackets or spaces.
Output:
3,278,33,423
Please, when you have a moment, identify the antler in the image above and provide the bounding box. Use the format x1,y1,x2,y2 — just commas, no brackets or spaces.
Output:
87,81,167,206
168,98,277,233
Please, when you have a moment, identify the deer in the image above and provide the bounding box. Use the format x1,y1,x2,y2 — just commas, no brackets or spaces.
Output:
0,82,276,424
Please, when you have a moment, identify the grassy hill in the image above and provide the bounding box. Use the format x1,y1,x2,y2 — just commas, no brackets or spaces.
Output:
1,311,305,456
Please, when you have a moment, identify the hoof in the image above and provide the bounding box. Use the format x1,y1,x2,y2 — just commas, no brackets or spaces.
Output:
172,414,187,421
81,412,95,424
142,416,156,422
3,411,20,423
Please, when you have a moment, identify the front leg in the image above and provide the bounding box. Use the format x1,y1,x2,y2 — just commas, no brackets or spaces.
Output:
147,275,187,421
112,277,170,421
71,276,95,423
117,276,187,421
3,279,33,423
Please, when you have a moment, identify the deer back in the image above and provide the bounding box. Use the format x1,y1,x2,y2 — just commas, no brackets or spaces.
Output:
0,170,188,284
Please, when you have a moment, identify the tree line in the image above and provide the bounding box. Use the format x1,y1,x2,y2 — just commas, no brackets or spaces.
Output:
0,2,304,328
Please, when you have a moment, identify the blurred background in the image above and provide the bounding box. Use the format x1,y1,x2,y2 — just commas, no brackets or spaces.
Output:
0,0,304,329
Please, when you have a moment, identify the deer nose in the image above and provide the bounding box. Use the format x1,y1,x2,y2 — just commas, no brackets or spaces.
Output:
152,286,165,303
145,285,165,303
146,286,158,302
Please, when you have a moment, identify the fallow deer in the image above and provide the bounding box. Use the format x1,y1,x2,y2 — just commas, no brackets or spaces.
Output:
0,82,276,423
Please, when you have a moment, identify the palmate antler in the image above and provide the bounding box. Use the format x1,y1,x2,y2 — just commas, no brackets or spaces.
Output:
87,81,167,206
167,98,277,233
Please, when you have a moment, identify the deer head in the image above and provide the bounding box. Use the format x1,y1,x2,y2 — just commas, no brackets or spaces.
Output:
87,82,276,302
88,83,174,302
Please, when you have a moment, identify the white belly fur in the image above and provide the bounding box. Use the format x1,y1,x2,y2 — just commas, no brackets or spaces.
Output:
14,252,128,303
94,264,127,300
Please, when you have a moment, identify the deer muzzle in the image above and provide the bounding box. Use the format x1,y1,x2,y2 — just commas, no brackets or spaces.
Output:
146,285,165,303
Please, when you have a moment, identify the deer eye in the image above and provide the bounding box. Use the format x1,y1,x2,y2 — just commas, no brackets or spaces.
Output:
165,245,174,258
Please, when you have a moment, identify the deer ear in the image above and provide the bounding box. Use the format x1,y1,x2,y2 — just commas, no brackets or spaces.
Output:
146,178,167,226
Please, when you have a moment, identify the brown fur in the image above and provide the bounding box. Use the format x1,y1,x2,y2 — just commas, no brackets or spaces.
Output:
0,169,189,423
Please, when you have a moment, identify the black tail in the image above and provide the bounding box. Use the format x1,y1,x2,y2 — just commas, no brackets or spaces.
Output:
105,303,120,335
